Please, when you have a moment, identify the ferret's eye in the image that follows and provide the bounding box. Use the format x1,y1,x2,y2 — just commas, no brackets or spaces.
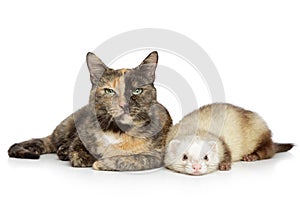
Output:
204,155,209,161
182,154,188,161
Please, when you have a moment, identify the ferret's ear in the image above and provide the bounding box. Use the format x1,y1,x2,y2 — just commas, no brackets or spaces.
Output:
208,141,218,152
167,139,181,154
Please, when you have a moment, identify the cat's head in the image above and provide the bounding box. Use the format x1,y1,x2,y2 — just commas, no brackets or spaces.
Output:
86,51,158,132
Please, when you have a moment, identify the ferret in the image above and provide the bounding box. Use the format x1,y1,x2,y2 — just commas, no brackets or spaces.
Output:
164,103,294,176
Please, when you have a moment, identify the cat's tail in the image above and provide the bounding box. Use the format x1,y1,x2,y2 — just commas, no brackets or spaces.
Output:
274,143,294,153
8,135,56,159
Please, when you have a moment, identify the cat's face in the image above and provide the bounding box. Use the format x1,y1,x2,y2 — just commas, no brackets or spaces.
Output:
86,52,158,132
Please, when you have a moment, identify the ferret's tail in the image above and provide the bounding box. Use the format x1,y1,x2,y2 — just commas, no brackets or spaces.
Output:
274,143,294,153
8,136,56,159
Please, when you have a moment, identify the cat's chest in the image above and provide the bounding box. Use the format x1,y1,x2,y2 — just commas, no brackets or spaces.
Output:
95,131,150,157
101,134,123,145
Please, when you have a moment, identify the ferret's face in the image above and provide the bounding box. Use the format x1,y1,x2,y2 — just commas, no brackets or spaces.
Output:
165,137,220,175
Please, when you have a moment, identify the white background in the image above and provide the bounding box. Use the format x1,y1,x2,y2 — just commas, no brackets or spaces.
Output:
0,0,299,200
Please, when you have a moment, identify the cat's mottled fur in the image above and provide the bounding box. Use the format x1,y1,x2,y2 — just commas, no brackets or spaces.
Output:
8,51,172,171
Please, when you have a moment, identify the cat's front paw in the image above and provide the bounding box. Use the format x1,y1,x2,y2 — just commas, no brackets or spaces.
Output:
92,160,104,170
57,145,70,161
69,151,95,167
92,160,114,171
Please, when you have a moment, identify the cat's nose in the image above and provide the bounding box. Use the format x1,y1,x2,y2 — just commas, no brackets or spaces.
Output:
119,98,129,112
192,164,201,171
119,103,129,112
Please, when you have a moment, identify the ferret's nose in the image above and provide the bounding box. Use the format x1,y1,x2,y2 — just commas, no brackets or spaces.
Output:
192,164,201,171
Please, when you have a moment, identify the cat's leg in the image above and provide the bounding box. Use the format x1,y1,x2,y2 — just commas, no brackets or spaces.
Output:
68,137,96,167
8,112,75,160
8,112,75,159
8,105,87,160
92,152,163,171
56,142,72,161
8,136,56,159
52,115,78,161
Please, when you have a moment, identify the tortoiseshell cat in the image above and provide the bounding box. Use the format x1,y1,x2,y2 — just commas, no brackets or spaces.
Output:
8,51,172,171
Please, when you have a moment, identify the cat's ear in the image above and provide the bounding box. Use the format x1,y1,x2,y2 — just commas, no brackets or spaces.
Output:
136,51,158,83
86,52,109,85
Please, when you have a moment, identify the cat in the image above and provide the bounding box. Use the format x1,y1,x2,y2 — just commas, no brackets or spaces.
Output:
8,51,173,171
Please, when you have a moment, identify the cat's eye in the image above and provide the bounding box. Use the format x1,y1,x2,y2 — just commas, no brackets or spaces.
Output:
204,155,209,161
104,88,116,95
182,154,188,161
132,88,143,95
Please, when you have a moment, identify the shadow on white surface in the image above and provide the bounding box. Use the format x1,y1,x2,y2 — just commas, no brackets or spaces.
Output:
2,147,299,200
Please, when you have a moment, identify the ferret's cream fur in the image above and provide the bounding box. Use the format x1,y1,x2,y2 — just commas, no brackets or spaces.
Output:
165,103,293,175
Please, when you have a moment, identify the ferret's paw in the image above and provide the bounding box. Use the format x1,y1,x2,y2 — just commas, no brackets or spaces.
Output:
242,154,259,162
219,162,231,171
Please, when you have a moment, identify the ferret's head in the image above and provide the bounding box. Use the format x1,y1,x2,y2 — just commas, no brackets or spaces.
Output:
165,136,220,175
